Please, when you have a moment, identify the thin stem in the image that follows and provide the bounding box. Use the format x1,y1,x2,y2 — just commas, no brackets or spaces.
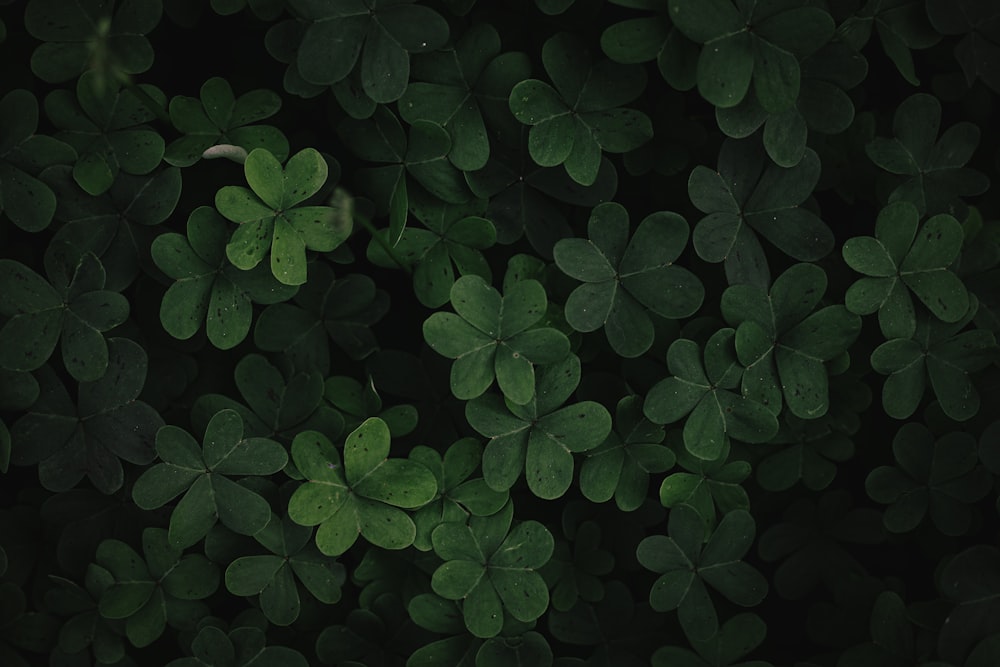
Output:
356,214,412,275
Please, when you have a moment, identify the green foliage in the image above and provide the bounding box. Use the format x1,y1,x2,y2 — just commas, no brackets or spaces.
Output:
3,1,1000,665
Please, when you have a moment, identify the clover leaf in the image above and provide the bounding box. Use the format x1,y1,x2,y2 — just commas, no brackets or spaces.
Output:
282,0,449,103
652,612,770,667
94,528,218,648
579,395,674,512
216,147,352,285
553,202,704,357
132,409,288,548
165,77,289,167
400,23,531,171
44,71,166,196
0,89,76,232
643,329,779,461
409,438,509,551
366,190,496,308
838,0,941,86
9,338,162,494
44,571,124,665
927,0,1000,94
843,201,970,339
324,374,418,437
755,414,854,493
153,206,298,350
865,93,989,214
937,545,1000,663
167,625,308,667
0,253,129,381
224,511,346,626
865,423,992,535
722,263,862,419
465,354,612,499
540,518,614,612
509,32,653,186
600,4,700,91
25,0,161,83
423,274,570,404
658,438,750,533
288,419,438,556
637,505,768,642
668,0,834,110
870,303,996,422
688,136,833,286
430,500,554,638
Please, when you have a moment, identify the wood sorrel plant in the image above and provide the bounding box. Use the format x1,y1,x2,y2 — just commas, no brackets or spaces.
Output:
2,0,1000,665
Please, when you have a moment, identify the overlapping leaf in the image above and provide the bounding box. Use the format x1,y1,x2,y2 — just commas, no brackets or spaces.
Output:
288,419,438,556
423,274,570,404
167,625,308,667
553,202,704,357
600,3,699,91
658,439,750,533
216,148,353,285
131,409,288,548
509,32,653,186
838,0,942,86
927,0,1000,94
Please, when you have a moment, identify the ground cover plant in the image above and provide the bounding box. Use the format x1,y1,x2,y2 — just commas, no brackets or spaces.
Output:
3,0,1000,665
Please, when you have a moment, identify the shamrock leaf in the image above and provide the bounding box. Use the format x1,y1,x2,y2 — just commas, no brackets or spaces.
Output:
324,374,418,436
937,545,1000,663
637,505,768,642
94,528,217,648
44,571,124,665
366,190,496,308
216,147,353,285
838,0,942,86
643,329,779,461
0,253,129,381
865,93,989,214
658,438,750,532
476,632,553,666
870,303,996,421
25,0,161,83
288,419,439,556
835,590,919,667
553,202,704,357
652,612,770,667
408,438,509,551
668,0,834,110
225,511,346,626
153,206,298,349
722,263,862,419
400,22,531,171
423,274,570,404
340,107,475,243
927,0,1000,94
540,518,614,612
281,0,449,103
131,409,288,548
9,338,162,494
688,136,833,287
755,414,854,492
579,395,674,512
164,77,289,167
865,423,992,535
44,71,166,196
509,32,653,186
314,592,422,665
167,625,309,667
465,354,612,499
600,4,700,91
430,501,554,638
0,89,76,232
843,201,970,339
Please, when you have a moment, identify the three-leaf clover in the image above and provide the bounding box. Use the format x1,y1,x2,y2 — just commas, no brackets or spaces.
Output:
643,329,779,462
688,136,833,286
755,414,855,493
667,0,834,110
423,274,570,404
843,200,970,340
216,147,353,286
465,354,612,499
721,263,862,419
927,0,1000,94
838,0,941,86
937,545,1000,663
225,511,346,626
600,3,700,91
637,505,768,642
9,338,163,494
579,395,675,512
131,409,288,548
0,89,76,232
652,612,770,667
658,438,751,532
164,77,289,167
509,32,653,186
865,423,992,535
540,518,614,612
94,528,218,648
430,500,554,638
166,625,308,667
288,418,439,555
865,92,989,214
553,202,704,357
153,206,298,350
0,253,129,381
